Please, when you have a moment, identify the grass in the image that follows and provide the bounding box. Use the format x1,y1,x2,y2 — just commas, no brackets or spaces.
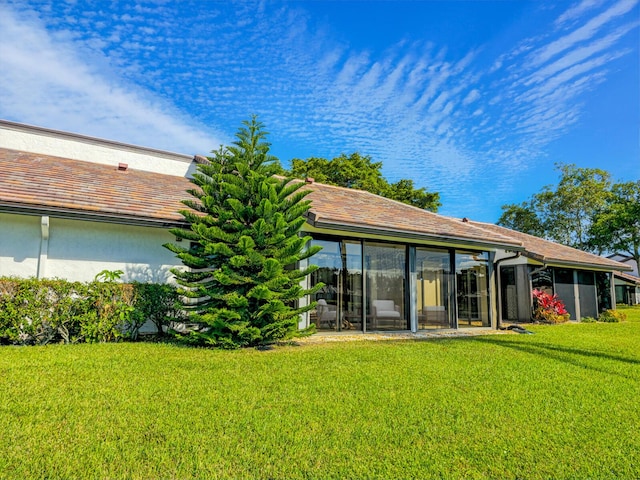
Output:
1,307,639,479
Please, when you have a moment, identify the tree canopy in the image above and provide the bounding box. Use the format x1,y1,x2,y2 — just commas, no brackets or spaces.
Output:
588,180,640,268
287,153,441,212
498,163,639,266
165,117,321,348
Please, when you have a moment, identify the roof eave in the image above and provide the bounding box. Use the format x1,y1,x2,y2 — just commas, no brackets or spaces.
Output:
614,272,640,285
521,254,633,272
0,203,186,229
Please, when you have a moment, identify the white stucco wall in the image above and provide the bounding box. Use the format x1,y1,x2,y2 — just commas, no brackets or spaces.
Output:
46,217,182,283
0,213,41,277
0,212,183,283
0,120,196,178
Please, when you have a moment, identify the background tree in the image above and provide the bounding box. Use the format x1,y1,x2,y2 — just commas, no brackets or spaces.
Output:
496,200,544,237
165,117,321,348
288,152,441,212
498,163,612,252
537,164,611,250
384,178,441,211
589,180,640,266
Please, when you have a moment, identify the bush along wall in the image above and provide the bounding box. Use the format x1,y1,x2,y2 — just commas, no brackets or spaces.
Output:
0,276,181,346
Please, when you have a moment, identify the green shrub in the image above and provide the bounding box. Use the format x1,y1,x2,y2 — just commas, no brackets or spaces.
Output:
0,278,90,345
0,276,180,345
581,316,597,323
599,309,626,323
132,283,184,336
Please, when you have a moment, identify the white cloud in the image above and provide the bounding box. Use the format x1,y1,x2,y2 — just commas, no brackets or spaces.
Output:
530,0,637,67
463,89,481,105
555,0,604,27
0,4,220,154
524,21,638,86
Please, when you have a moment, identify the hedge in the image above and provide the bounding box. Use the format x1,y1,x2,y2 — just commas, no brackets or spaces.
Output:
0,277,182,345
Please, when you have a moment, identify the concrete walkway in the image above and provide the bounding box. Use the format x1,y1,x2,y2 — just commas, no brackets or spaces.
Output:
296,327,512,344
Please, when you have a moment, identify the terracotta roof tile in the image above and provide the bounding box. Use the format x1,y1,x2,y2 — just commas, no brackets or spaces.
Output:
0,149,188,224
301,181,522,247
1,148,626,273
469,220,630,271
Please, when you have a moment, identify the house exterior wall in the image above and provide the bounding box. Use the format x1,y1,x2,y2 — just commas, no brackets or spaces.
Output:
0,120,196,178
614,278,640,305
0,212,41,277
0,212,182,283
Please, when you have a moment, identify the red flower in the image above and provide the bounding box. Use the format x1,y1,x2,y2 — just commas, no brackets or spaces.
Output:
532,289,569,322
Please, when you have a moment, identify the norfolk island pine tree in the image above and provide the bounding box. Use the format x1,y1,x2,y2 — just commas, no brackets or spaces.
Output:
165,117,322,348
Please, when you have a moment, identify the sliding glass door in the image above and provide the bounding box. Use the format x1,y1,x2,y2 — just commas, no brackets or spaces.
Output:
309,238,363,331
456,251,490,327
308,238,490,331
365,243,408,331
416,248,452,329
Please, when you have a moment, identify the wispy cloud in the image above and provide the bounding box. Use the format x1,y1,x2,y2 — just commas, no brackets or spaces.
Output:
0,3,219,154
531,0,637,66
0,0,637,221
555,0,604,27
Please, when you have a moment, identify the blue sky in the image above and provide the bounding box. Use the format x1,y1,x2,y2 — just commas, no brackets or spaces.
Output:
1,0,638,222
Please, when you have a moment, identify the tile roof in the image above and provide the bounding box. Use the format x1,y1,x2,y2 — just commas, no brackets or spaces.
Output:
0,148,189,225
614,270,640,285
468,220,630,271
0,147,629,273
0,149,522,248
301,181,523,248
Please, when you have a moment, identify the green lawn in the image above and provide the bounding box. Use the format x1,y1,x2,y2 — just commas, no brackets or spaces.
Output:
1,307,639,479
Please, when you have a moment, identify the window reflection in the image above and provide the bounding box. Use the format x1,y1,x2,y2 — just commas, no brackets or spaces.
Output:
416,248,451,329
309,239,362,331
365,243,408,331
456,251,490,327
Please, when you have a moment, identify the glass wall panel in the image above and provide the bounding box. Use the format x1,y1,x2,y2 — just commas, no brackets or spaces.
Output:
554,268,574,284
500,266,518,322
309,238,363,331
596,272,611,311
553,267,576,320
342,240,363,330
309,239,341,331
455,251,490,327
365,243,408,331
416,248,452,329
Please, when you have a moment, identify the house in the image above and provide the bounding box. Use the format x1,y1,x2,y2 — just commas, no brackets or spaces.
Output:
0,120,192,284
613,270,640,306
0,120,632,333
607,253,639,276
605,254,640,305
464,221,626,322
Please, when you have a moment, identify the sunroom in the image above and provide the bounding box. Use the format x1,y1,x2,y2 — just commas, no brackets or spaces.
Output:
301,235,496,332
297,180,524,332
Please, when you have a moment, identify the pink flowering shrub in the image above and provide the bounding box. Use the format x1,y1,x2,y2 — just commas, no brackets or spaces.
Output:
532,289,570,323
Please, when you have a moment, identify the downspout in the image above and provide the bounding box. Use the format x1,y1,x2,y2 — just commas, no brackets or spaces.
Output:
37,216,50,279
494,251,521,330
